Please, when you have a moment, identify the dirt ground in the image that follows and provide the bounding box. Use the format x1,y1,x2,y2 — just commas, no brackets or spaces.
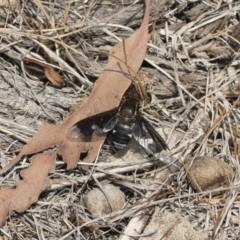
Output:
0,0,240,239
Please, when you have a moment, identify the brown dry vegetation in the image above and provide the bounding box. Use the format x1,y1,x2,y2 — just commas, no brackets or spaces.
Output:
0,0,240,239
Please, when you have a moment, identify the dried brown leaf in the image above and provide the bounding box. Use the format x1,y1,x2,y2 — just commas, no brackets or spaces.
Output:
0,186,13,226
0,152,55,226
0,0,150,173
23,57,65,87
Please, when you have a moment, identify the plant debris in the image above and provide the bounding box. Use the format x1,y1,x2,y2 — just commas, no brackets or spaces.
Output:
1,0,240,239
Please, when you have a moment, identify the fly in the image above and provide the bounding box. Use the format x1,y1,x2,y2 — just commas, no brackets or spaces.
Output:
67,86,169,161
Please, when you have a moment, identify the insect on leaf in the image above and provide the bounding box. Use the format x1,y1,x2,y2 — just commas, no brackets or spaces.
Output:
0,0,151,174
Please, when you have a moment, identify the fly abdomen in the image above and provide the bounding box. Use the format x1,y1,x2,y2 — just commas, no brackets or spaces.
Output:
111,123,132,150
110,100,137,150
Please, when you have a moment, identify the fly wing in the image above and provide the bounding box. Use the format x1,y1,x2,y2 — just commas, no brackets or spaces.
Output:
67,108,118,139
132,114,168,155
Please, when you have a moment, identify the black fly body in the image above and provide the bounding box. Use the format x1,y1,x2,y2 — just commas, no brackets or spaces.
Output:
67,85,169,162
